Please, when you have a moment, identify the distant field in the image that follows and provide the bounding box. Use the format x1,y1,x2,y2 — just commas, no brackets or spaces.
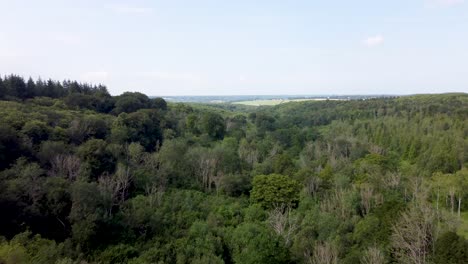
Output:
233,98,341,106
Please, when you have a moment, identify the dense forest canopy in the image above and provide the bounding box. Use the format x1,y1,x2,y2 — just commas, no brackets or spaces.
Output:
0,75,467,264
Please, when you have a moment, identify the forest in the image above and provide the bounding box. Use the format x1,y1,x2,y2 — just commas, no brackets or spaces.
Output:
0,74,467,264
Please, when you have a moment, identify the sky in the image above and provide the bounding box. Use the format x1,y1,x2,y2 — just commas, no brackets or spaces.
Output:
0,0,467,96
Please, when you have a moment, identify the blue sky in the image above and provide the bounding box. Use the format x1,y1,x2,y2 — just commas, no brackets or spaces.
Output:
1,0,467,95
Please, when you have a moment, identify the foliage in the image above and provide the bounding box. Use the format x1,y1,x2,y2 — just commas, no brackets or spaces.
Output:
0,76,467,263
250,174,301,208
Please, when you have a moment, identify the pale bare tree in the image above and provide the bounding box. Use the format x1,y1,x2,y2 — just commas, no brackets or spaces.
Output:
358,183,383,216
141,150,168,192
98,164,132,217
115,165,132,203
408,176,431,206
369,144,385,155
142,151,159,171
299,142,315,169
98,173,119,218
50,154,81,181
198,155,218,192
238,139,258,167
305,176,322,198
360,184,374,215
211,171,224,195
383,172,401,189
145,183,165,208
320,188,354,220
267,204,299,246
268,143,281,158
311,241,338,264
361,246,385,264
391,202,436,264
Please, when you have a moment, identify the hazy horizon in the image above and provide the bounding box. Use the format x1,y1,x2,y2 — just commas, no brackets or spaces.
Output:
1,0,468,95
153,92,461,97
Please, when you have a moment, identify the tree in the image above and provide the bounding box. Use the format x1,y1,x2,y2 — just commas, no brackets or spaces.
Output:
226,114,247,139
267,204,299,246
42,177,72,238
25,77,36,99
454,169,468,218
77,139,116,179
113,92,152,114
361,246,385,264
111,110,162,151
37,141,69,166
3,75,27,99
120,195,158,238
98,163,132,217
0,124,22,169
433,231,468,264
187,147,220,192
69,181,105,249
254,112,276,135
391,202,437,264
228,222,289,264
221,173,251,197
42,79,64,98
431,169,468,218
238,138,258,169
250,174,301,208
272,153,296,175
200,112,225,140
173,221,224,263
98,244,139,264
311,241,338,264
21,120,50,145
0,76,5,99
152,97,167,111
186,113,200,135
49,154,81,180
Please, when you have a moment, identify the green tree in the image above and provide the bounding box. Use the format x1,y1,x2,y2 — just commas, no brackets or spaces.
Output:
37,141,69,166
98,244,139,264
254,112,276,135
433,231,468,264
152,97,167,111
250,174,301,208
228,222,289,264
113,92,152,114
69,181,102,249
3,75,27,99
0,123,22,169
21,120,50,145
201,112,225,140
77,139,116,178
25,77,36,99
111,110,162,151
272,153,296,175
0,76,5,99
174,221,224,263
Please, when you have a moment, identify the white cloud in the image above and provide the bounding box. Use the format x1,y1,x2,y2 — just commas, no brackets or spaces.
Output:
426,0,464,7
363,35,384,47
80,71,109,84
110,5,153,15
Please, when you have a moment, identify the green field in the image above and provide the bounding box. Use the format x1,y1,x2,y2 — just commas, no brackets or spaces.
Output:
232,98,333,106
